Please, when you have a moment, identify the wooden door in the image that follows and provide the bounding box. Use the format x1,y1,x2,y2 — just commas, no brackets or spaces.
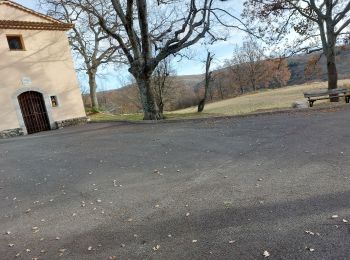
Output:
18,91,51,134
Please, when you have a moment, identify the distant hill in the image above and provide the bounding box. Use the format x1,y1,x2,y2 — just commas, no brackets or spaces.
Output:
287,47,350,85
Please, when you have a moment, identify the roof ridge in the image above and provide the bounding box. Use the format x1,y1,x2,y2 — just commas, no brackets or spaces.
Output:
0,0,65,24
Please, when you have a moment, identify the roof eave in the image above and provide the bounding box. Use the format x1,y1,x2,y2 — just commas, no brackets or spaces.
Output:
0,20,74,31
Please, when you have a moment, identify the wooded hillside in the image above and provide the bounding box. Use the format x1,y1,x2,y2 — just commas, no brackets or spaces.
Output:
84,47,350,114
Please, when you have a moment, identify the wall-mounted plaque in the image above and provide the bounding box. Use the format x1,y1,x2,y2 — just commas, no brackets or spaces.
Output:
21,77,32,86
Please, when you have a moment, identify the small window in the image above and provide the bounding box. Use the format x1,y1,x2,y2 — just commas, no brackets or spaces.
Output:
50,96,58,107
7,35,25,50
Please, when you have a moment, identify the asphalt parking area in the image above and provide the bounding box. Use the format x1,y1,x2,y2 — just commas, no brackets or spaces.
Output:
1,108,350,259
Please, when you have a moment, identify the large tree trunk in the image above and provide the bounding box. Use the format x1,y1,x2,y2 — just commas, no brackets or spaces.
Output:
136,76,163,120
326,53,338,90
88,70,99,111
326,45,338,101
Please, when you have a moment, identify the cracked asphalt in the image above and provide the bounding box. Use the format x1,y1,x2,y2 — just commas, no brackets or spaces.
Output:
1,108,350,259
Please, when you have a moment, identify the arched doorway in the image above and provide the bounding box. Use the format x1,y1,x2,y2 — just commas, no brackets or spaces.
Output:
18,91,51,134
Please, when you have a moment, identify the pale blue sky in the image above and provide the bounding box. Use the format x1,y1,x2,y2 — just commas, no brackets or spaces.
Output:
15,0,245,89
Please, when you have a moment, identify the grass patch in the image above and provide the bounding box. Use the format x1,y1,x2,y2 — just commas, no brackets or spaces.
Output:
89,113,143,122
89,79,350,122
173,79,350,116
88,111,216,122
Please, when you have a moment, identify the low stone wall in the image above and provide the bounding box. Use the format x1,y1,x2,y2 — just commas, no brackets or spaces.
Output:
55,117,88,128
0,117,88,139
0,128,24,139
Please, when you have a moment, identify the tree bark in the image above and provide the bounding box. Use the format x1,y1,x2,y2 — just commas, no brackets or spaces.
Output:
240,86,244,94
136,76,163,120
198,52,213,113
327,54,338,90
326,45,339,101
158,100,164,114
219,84,224,100
88,70,99,111
198,99,205,112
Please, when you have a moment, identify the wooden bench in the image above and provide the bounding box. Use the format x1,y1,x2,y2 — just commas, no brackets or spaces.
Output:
304,88,349,107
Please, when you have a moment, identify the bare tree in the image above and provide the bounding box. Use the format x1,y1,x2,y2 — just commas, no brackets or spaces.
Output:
198,52,214,112
214,73,226,99
151,58,175,114
62,0,242,120
304,54,323,82
223,59,247,94
225,40,291,92
41,0,121,111
265,58,291,88
227,41,268,91
243,0,350,96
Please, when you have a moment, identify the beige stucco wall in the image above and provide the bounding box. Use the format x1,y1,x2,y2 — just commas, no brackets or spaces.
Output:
0,6,86,132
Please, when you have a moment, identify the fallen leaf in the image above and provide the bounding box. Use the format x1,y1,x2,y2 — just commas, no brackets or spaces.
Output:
305,230,315,235
152,245,160,251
